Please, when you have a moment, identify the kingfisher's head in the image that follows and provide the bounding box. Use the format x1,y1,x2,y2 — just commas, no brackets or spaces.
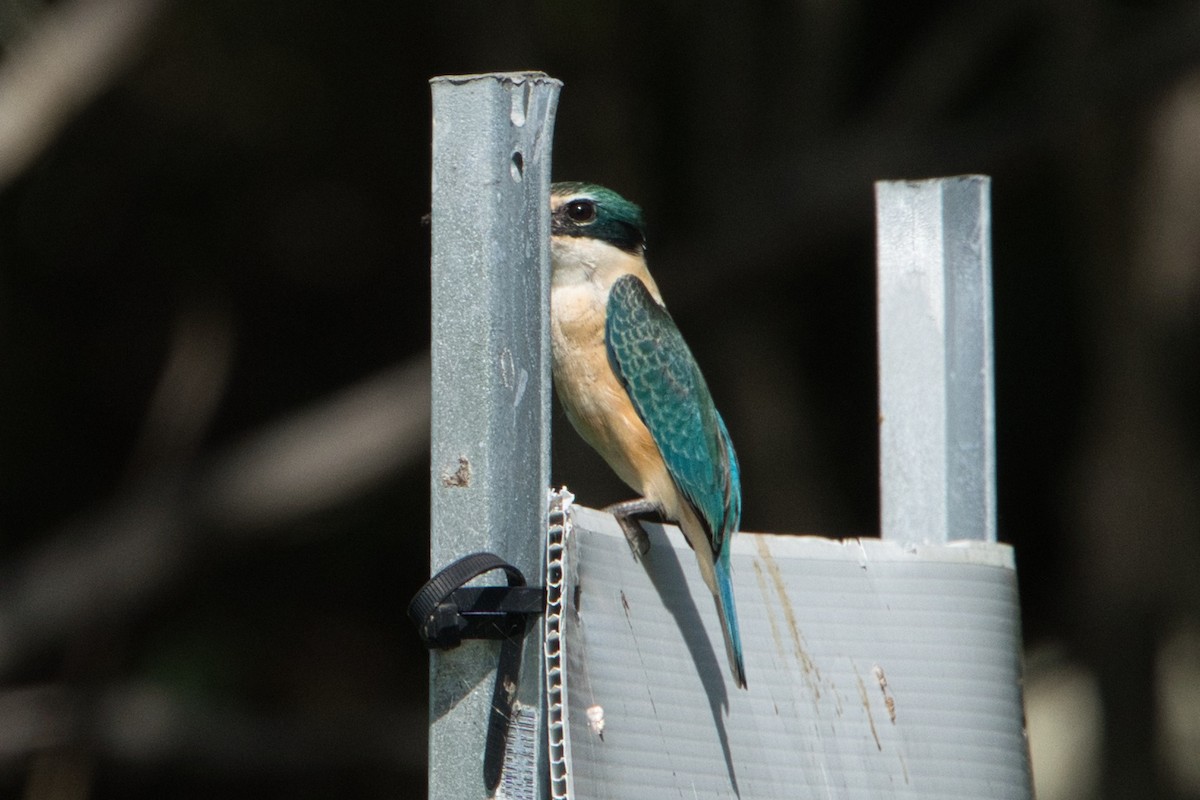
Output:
551,182,647,256
549,182,661,301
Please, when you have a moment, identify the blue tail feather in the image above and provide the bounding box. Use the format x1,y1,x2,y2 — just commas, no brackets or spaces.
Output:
715,547,747,689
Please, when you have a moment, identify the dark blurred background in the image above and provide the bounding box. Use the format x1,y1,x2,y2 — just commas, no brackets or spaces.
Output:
0,0,1197,798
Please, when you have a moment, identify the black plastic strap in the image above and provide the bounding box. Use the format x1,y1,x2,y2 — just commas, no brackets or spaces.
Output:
407,552,532,649
408,553,545,650
407,552,543,792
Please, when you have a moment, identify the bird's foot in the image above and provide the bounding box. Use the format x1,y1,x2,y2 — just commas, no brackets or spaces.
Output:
615,516,651,559
604,498,660,560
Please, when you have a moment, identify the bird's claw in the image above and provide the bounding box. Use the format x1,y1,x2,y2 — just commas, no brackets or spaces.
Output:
615,515,651,559
605,498,658,560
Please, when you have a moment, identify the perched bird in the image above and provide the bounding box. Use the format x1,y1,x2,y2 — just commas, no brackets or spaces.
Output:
549,181,747,689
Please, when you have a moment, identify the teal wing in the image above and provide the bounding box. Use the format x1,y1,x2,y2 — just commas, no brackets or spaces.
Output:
605,274,742,550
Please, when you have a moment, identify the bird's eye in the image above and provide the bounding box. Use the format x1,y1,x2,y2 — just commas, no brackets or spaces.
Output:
566,199,597,224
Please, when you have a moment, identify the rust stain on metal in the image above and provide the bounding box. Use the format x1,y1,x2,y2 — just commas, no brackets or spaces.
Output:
873,664,897,724
854,664,883,751
831,681,844,718
751,560,786,659
439,455,471,487
755,536,820,697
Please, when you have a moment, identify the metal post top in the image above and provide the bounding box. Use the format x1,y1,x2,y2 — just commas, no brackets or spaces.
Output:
876,174,990,189
430,71,562,88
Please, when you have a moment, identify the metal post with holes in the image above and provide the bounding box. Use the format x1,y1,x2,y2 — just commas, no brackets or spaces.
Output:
875,176,996,543
428,72,561,800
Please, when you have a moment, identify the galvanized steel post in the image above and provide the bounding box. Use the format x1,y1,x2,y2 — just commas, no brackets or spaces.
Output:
875,176,997,543
428,72,561,799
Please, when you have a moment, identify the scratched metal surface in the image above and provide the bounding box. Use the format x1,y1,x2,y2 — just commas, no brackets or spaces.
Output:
562,505,1032,800
428,72,560,800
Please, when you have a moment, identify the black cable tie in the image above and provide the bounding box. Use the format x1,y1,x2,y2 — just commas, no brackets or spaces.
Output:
408,551,546,790
407,552,544,650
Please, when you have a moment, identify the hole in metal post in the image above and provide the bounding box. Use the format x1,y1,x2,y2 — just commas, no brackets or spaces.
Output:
510,151,524,182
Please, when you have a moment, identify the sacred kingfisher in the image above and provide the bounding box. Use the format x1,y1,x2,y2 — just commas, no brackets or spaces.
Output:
549,181,747,689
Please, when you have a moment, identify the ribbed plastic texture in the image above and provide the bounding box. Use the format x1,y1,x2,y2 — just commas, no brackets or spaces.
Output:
559,506,1032,799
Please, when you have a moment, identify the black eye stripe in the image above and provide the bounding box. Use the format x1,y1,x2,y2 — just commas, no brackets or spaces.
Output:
566,199,597,223
551,191,645,255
